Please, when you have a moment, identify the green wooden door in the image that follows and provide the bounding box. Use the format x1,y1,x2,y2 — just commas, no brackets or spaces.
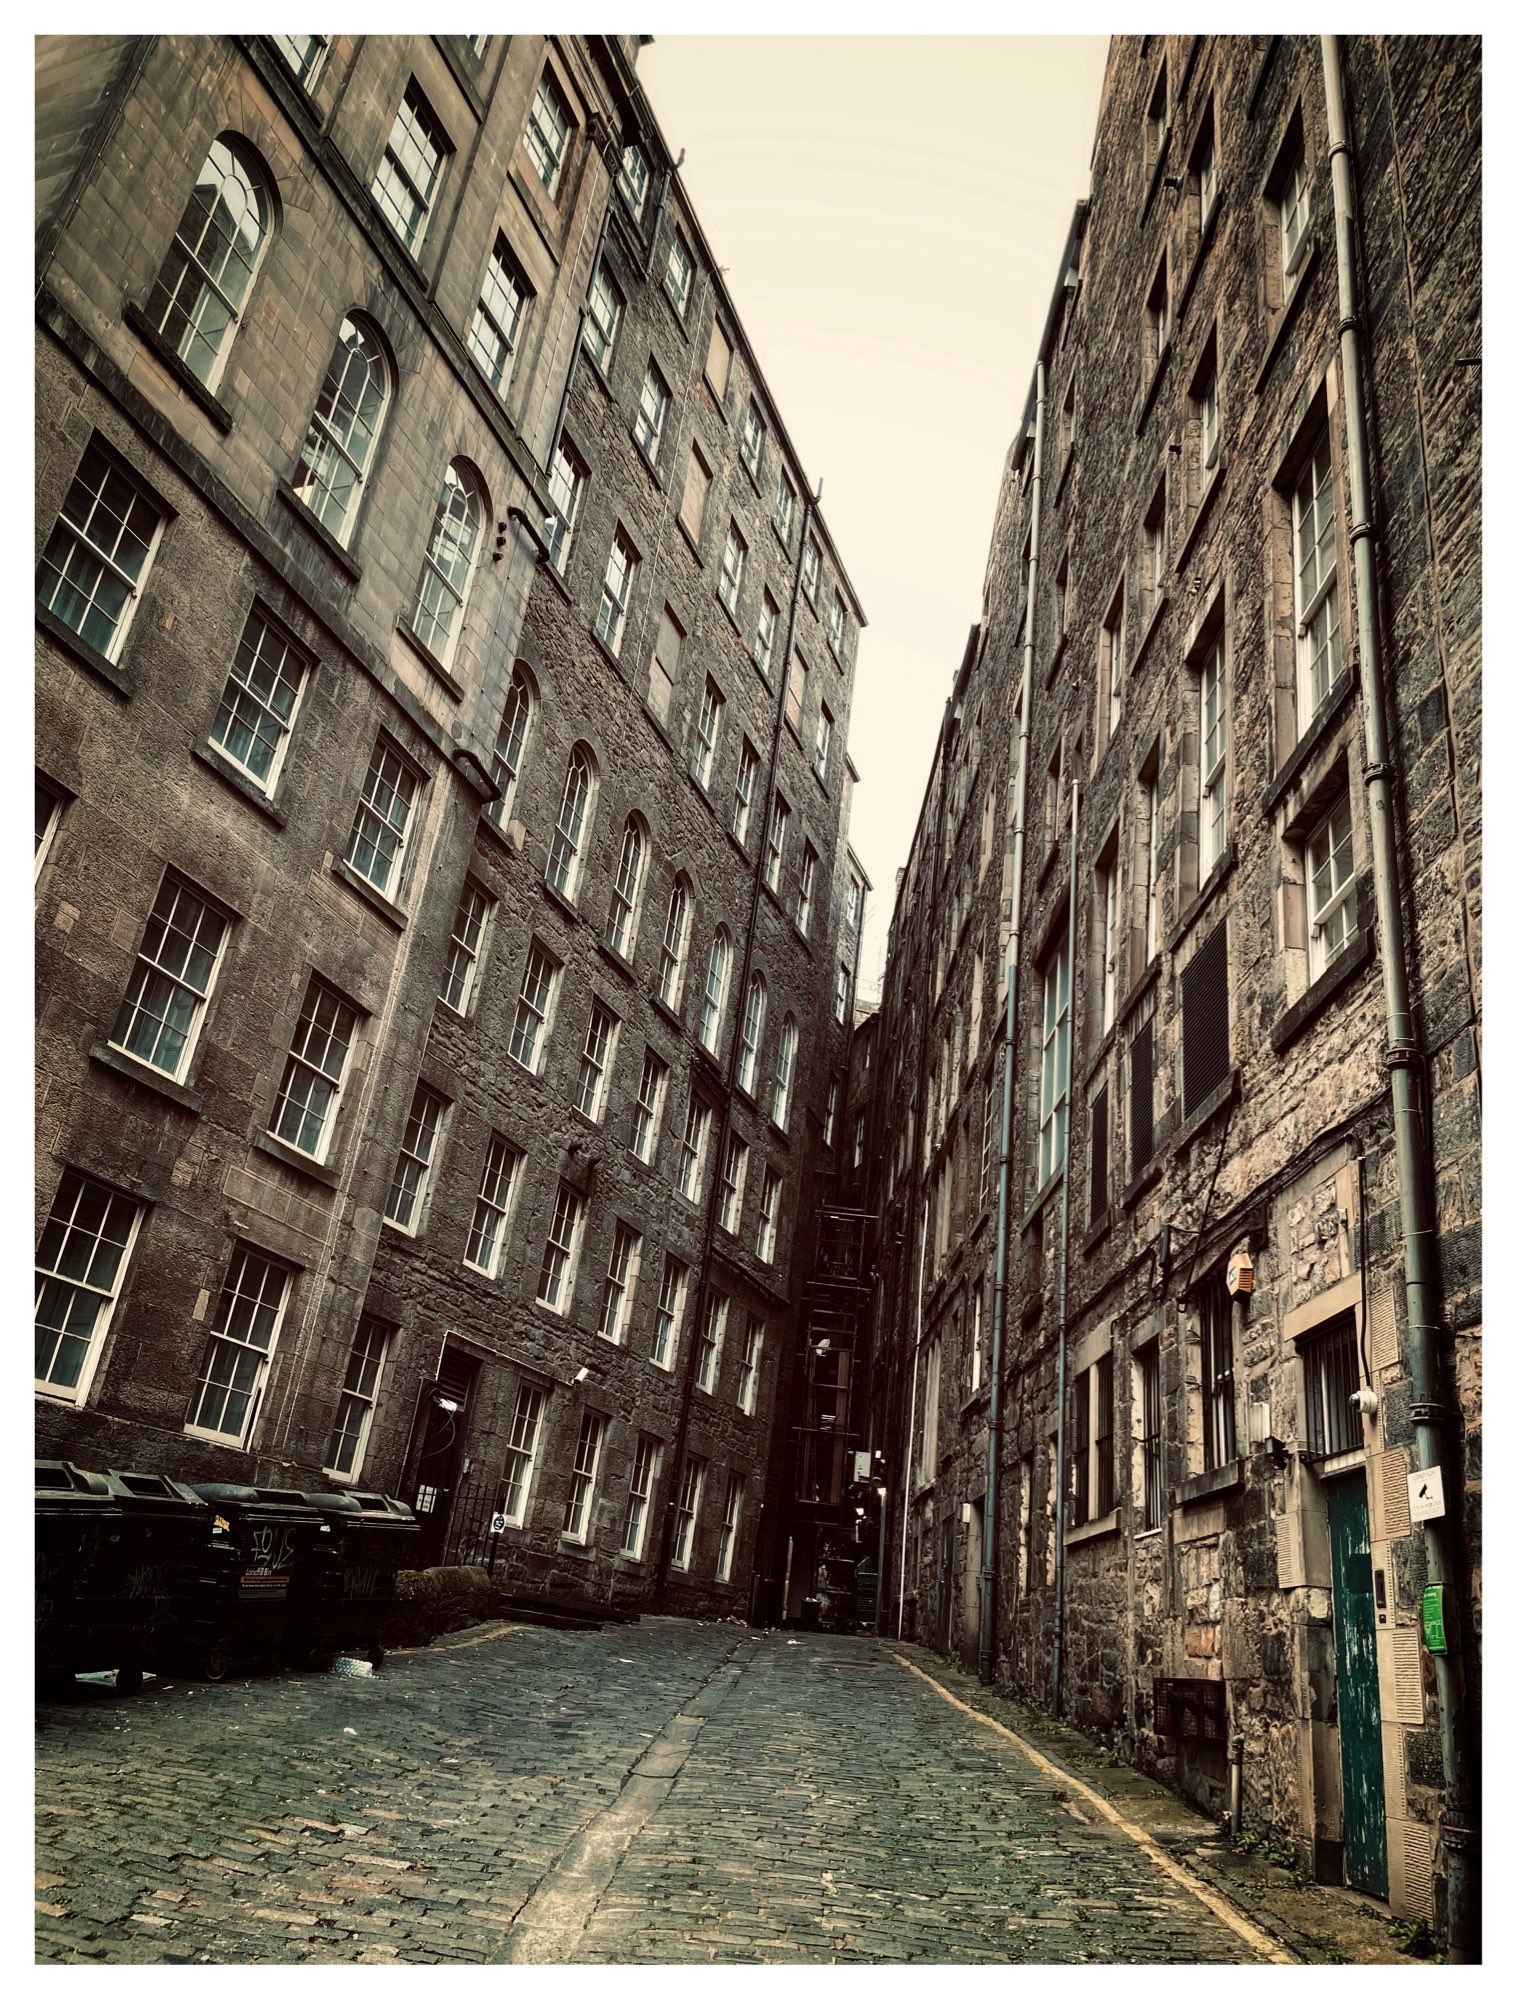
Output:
1328,1471,1389,1898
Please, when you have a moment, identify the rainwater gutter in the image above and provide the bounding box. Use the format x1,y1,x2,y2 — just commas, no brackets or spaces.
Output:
1321,36,1477,1960
1050,778,1079,1720
978,358,1044,1685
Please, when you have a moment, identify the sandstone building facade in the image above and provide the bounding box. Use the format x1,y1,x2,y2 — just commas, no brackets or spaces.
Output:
864,34,1479,1943
35,32,865,1619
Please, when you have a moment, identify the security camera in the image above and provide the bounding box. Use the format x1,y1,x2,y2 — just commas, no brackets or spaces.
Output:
431,1392,460,1414
1351,1387,1379,1419
574,1365,589,1384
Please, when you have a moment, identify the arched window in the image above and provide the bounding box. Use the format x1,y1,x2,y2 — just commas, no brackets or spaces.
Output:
737,973,766,1095
146,136,272,389
698,929,731,1053
658,876,691,1010
607,816,646,959
413,460,485,665
773,1013,798,1131
292,314,390,544
546,744,596,901
487,665,534,827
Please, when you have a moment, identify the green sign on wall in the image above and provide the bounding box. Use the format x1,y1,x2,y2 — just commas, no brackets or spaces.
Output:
1421,1584,1447,1655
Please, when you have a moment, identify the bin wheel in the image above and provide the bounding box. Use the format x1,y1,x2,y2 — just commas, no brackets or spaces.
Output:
115,1665,144,1694
368,1645,386,1671
201,1648,229,1683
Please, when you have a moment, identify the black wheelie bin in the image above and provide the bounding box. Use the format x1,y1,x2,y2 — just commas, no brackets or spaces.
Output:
286,1491,420,1668
37,1466,212,1691
176,1484,328,1680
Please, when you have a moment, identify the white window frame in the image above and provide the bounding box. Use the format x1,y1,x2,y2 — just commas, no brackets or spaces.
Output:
718,1132,749,1234
1038,939,1072,1186
109,875,228,1082
657,879,691,1009
575,1001,620,1123
372,81,446,253
545,439,586,576
500,1380,546,1526
634,360,669,462
1280,141,1310,281
509,941,560,1074
346,737,421,901
772,1016,797,1132
34,1171,142,1405
774,469,797,544
753,594,777,679
696,1292,728,1395
617,143,650,220
757,1168,781,1264
737,974,766,1095
185,1245,292,1446
412,460,484,668
796,844,817,938
385,1083,446,1234
741,400,766,480
464,1133,521,1277
607,818,645,959
596,528,637,657
1292,432,1341,727
813,706,834,784
631,1047,669,1165
324,1316,391,1482
441,881,492,1016
1199,633,1228,876
664,230,694,318
270,979,359,1162
691,677,725,791
671,1455,705,1570
1307,796,1356,981
469,234,529,397
677,1095,712,1204
621,1436,663,1558
37,440,164,663
764,795,790,894
546,744,596,901
292,316,390,546
718,521,746,615
737,1318,764,1416
147,137,272,393
210,605,308,793
584,260,623,375
717,1472,744,1582
652,1255,688,1371
732,738,760,846
536,1181,585,1314
698,931,731,1053
488,665,534,827
272,34,326,88
598,1222,643,1345
524,67,572,199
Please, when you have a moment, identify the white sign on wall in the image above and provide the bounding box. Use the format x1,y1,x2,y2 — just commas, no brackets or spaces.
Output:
1407,1465,1446,1523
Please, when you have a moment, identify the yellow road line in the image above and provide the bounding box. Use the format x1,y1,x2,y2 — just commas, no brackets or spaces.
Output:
888,1651,1295,1966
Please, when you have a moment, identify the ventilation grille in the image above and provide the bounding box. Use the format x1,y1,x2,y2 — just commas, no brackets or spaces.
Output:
1181,919,1230,1117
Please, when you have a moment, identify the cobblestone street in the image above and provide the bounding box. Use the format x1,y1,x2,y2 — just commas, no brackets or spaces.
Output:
35,1619,1314,1965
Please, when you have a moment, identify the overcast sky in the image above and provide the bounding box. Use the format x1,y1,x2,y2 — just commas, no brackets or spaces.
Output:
637,35,1110,1002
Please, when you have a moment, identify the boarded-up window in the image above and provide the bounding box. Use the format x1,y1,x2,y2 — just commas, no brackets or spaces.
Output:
1181,919,1229,1118
1153,1678,1226,1742
1089,1083,1110,1225
650,606,683,723
680,445,711,544
1130,1018,1154,1175
705,317,732,400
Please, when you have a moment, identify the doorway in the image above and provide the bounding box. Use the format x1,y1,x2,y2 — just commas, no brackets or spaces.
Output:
402,1346,479,1567
1327,1469,1389,1898
960,1499,984,1672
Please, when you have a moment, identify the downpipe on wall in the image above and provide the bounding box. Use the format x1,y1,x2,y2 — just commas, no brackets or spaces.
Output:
1050,779,1079,1720
1321,35,1477,1960
979,360,1045,1685
896,1198,928,1638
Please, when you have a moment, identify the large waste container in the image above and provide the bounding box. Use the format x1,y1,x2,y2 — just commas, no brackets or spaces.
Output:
178,1484,328,1680
36,1465,211,1690
285,1491,419,1668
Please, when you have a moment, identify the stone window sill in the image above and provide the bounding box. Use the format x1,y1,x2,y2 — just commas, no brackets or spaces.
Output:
275,481,363,585
123,300,235,432
253,1130,340,1189
330,856,407,932
1021,1166,1064,1236
1066,1508,1120,1549
89,1040,203,1115
36,604,133,698
1255,238,1322,397
596,938,637,985
1263,670,1358,819
396,619,465,701
1129,593,1167,683
541,876,583,927
1135,340,1172,436
192,742,288,826
1169,843,1235,957
1176,1458,1244,1509
1269,927,1374,1054
1173,1065,1237,1157
1176,459,1224,577
1122,1155,1164,1213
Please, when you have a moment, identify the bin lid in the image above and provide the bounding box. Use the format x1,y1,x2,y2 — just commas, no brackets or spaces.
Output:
301,1491,364,1519
349,1492,418,1525
104,1469,207,1510
36,1460,111,1497
189,1482,323,1525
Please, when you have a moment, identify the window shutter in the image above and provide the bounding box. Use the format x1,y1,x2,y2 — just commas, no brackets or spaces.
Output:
1095,1352,1115,1515
1130,1019,1155,1174
1089,1083,1110,1224
1181,919,1230,1117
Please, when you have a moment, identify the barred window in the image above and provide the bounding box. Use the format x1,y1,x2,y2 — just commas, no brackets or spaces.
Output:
1199,1274,1237,1470
325,1317,391,1480
345,738,419,898
372,81,446,251
35,1171,141,1398
110,876,228,1080
1181,919,1230,1118
1130,1014,1155,1176
270,980,358,1160
186,1246,291,1443
1302,1312,1361,1460
37,441,163,660
210,606,307,790
464,1134,520,1277
441,882,492,1015
146,136,271,389
292,315,390,543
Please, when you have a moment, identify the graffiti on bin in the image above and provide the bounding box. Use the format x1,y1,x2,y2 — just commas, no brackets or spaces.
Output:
341,1564,384,1602
240,1523,297,1595
122,1564,167,1602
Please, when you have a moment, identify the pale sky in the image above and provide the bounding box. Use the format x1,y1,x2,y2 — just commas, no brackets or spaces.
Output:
638,35,1111,1003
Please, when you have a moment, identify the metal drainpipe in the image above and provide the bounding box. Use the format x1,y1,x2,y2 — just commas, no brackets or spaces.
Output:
896,1200,928,1638
649,484,816,1610
1050,778,1079,1719
1321,36,1477,1959
542,200,613,483
979,359,1045,1685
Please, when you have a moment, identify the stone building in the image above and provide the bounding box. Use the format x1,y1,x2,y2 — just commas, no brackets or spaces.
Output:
865,35,1479,1942
35,31,864,1620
